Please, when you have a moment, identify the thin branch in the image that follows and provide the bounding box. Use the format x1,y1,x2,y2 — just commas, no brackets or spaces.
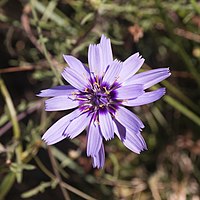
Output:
47,147,71,200
0,66,34,74
61,182,97,200
0,100,42,137
22,2,63,84
34,155,97,200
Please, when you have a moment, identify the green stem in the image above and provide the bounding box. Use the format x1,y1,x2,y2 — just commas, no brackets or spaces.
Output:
34,155,96,200
162,80,200,114
47,147,71,200
0,172,16,200
0,78,22,182
190,0,200,14
164,95,200,126
156,0,200,87
34,156,55,179
30,0,63,85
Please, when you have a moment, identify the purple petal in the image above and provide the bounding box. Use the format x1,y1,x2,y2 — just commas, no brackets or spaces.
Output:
121,133,147,154
37,85,79,97
64,111,91,139
114,120,146,152
42,109,80,145
122,88,166,107
87,121,103,156
115,84,144,100
125,68,171,89
114,120,147,154
113,119,126,140
92,144,105,169
118,53,144,83
115,106,144,134
45,96,79,111
62,67,89,91
88,44,103,76
103,59,122,85
63,55,90,78
99,110,114,140
100,34,113,72
124,131,147,152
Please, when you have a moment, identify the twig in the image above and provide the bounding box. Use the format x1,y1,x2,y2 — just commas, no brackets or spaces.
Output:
148,172,162,200
5,27,16,56
47,147,71,200
61,181,97,200
34,155,97,200
21,2,63,85
0,100,42,137
0,66,34,73
71,11,98,55
21,4,43,53
155,23,200,43
34,156,55,180
174,28,200,43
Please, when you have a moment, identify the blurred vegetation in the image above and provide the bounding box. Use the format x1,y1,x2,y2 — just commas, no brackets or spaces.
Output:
0,0,200,199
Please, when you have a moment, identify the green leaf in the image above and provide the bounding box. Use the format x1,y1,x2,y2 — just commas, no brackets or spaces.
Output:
32,0,69,27
0,172,15,200
21,181,55,198
81,13,94,25
164,95,200,126
10,163,36,172
51,146,84,174
10,163,36,183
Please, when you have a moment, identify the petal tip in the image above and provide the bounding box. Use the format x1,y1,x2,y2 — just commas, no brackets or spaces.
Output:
42,137,49,145
63,54,70,61
36,93,42,97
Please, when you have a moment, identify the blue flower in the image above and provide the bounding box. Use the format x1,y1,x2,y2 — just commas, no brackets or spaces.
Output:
38,35,171,168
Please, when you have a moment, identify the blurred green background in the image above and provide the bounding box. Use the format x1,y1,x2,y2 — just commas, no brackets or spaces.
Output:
0,0,200,199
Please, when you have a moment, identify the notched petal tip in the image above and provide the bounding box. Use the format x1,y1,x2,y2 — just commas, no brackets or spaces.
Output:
100,34,110,44
42,137,46,143
162,87,166,94
118,52,145,83
42,137,50,146
143,146,148,151
95,164,104,169
36,92,42,97
134,52,140,57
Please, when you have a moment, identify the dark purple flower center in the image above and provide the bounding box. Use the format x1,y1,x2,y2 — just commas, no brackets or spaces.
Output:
77,76,121,117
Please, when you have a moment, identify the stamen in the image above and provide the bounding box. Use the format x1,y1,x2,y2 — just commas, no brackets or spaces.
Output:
84,88,89,92
96,75,99,85
94,82,100,88
76,97,88,101
103,86,110,94
96,119,100,125
72,91,79,96
82,107,91,113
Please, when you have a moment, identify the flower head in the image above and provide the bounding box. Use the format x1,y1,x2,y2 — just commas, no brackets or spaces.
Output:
38,35,171,168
